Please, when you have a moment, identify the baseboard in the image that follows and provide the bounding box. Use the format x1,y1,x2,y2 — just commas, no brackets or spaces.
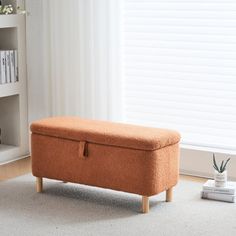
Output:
180,148,236,181
180,169,236,182
180,169,212,179
0,155,30,166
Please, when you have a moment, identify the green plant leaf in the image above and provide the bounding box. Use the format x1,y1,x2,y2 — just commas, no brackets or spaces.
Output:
213,163,219,172
213,154,219,172
213,165,219,172
220,160,224,173
222,158,230,172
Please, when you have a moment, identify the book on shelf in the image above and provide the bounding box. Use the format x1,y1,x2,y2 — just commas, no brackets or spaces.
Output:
0,50,18,84
0,51,6,84
14,50,18,82
201,191,235,203
10,50,15,82
6,51,11,83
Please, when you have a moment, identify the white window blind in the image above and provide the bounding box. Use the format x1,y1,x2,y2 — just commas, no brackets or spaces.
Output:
123,0,236,153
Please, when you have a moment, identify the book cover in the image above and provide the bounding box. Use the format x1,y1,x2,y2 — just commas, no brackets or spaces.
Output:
0,51,6,84
0,63,1,84
201,191,235,203
203,180,236,195
14,50,18,82
10,50,15,83
6,51,11,83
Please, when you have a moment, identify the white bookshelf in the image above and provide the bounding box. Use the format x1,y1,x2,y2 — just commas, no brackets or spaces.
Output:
0,0,29,164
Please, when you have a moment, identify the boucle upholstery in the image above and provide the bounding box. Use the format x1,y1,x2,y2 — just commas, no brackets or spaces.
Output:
31,117,180,197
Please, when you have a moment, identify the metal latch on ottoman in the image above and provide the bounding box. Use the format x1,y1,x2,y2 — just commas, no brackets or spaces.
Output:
30,117,181,213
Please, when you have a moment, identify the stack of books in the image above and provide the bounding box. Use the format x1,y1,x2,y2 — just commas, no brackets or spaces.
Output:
0,50,18,85
201,180,236,203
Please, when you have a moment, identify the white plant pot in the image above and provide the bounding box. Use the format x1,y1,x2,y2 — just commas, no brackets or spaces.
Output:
214,170,227,187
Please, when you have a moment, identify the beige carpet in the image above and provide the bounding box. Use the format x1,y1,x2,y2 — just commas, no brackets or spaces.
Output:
0,175,235,236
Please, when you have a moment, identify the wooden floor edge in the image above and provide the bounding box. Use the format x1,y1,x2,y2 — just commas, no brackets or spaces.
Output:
180,174,207,183
0,156,31,181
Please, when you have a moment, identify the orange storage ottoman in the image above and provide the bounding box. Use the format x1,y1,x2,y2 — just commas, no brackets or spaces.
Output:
31,116,181,213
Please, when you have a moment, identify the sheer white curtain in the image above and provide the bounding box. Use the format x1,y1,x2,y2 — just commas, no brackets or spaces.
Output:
123,0,236,153
26,0,122,123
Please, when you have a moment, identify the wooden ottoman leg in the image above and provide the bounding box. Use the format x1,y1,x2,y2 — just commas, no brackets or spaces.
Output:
36,177,43,193
166,187,173,202
142,196,149,213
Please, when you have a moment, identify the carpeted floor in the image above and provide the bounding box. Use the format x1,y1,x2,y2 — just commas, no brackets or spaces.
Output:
0,175,235,236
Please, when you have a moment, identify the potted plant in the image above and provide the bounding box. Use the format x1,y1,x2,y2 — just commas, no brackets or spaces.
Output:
0,2,14,15
213,154,230,187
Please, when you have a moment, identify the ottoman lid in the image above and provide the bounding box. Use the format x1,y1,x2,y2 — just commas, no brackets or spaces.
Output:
30,116,180,151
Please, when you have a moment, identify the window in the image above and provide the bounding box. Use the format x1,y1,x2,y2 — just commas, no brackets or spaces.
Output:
123,0,236,152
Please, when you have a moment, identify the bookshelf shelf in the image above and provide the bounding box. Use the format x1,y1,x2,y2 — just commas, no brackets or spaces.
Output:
0,144,18,154
0,0,29,165
0,82,20,97
0,14,24,28
0,144,20,164
0,144,17,152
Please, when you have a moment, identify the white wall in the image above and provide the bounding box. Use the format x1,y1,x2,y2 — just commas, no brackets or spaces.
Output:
180,148,236,180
